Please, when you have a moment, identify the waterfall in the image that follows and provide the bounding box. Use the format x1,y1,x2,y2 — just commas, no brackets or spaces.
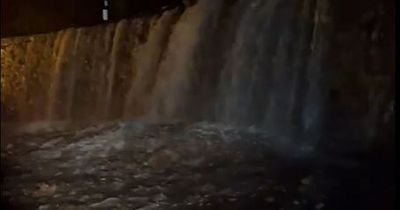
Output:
2,0,331,141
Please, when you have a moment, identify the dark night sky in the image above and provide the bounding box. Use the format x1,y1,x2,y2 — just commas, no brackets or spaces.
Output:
1,0,183,37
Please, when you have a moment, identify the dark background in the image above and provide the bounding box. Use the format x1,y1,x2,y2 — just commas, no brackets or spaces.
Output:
1,0,393,39
1,0,184,37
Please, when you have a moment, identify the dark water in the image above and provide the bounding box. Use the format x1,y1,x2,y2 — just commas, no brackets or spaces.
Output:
0,122,394,210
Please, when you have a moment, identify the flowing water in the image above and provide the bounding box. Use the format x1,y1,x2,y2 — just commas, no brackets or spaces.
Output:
1,0,330,140
2,0,394,150
0,1,395,209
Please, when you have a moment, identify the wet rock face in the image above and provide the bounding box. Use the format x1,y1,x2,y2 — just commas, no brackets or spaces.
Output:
321,0,394,153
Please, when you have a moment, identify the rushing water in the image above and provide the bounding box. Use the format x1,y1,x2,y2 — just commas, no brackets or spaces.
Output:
3,0,393,147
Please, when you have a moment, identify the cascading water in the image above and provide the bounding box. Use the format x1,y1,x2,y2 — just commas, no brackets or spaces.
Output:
0,2,395,209
1,0,390,146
